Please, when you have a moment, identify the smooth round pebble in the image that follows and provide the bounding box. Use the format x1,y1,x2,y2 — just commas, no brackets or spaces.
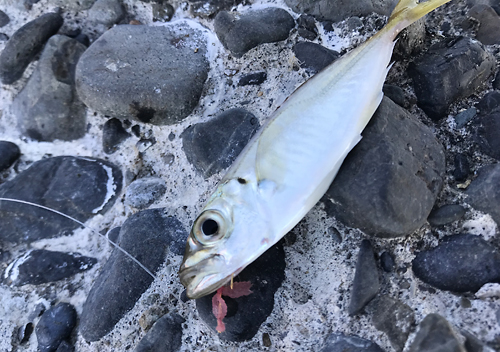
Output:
125,177,167,210
427,204,466,227
0,141,20,172
36,303,77,352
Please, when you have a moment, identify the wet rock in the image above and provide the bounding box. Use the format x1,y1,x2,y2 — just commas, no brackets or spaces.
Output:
427,204,466,227
453,153,470,181
408,37,495,120
324,97,445,237
408,314,465,352
182,108,260,178
320,333,385,352
103,118,131,154
380,251,395,272
189,0,242,18
4,249,96,286
76,23,209,125
371,295,415,352
466,164,500,225
214,8,295,58
195,242,286,342
293,42,339,73
79,209,187,341
0,13,63,84
238,72,267,86
12,35,87,141
36,303,77,352
134,313,184,352
297,14,318,40
88,0,125,26
468,4,500,45
284,0,398,22
383,84,405,107
0,141,20,172
349,240,380,315
125,177,167,210
0,10,9,27
476,90,500,115
454,107,477,128
0,156,122,244
412,233,500,292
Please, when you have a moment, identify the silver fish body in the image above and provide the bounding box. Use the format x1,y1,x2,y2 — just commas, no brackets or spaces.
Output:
179,0,452,299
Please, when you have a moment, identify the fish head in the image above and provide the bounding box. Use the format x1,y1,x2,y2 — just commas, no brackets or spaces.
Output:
178,178,271,299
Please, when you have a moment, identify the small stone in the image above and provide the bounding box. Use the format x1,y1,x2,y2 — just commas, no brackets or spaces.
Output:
454,107,477,128
262,333,272,347
125,177,167,210
214,8,295,58
138,306,169,331
0,141,20,172
476,90,500,115
0,10,9,27
79,209,187,342
408,37,495,120
383,84,405,107
349,240,380,315
0,13,63,84
238,72,267,86
474,112,500,160
347,16,363,31
196,242,286,341
380,251,395,272
408,314,465,352
466,163,500,225
327,226,342,243
297,14,318,40
453,154,470,182
88,0,125,26
103,118,131,154
427,204,466,227
152,2,175,22
182,108,259,178
4,249,97,286
134,313,184,352
36,303,77,352
468,4,500,45
320,333,385,352
0,33,8,41
372,295,415,352
462,330,490,352
17,322,34,344
293,42,339,73
412,233,500,292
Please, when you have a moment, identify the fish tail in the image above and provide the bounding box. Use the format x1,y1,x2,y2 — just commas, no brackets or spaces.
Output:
385,0,451,38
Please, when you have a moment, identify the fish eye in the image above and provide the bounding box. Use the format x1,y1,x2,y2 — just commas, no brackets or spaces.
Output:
193,210,228,245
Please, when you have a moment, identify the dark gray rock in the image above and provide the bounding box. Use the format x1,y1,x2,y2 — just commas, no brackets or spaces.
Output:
476,90,500,115
469,4,500,45
380,251,394,272
454,107,477,128
76,24,209,125
13,35,87,142
238,72,267,86
466,164,500,225
88,0,125,26
462,330,490,352
383,84,405,107
214,8,295,58
195,241,286,342
0,10,9,27
79,209,187,341
0,13,63,84
182,108,260,178
54,341,74,352
0,33,8,42
412,233,500,292
17,322,34,344
453,153,470,181
408,314,466,352
321,333,385,352
393,18,426,59
103,118,131,154
106,226,120,243
474,112,500,160
408,37,495,120
189,0,242,18
36,303,77,352
349,240,380,315
293,42,339,73
0,156,122,244
284,0,398,22
427,204,466,227
324,97,445,237
134,313,184,352
4,249,96,286
372,295,415,351
125,177,167,210
297,14,318,40
466,0,500,15
494,70,500,90
0,141,20,172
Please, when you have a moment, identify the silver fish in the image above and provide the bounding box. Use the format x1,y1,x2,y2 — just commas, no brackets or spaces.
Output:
179,0,452,299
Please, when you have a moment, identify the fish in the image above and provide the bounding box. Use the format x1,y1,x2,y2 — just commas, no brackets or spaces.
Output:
179,0,452,299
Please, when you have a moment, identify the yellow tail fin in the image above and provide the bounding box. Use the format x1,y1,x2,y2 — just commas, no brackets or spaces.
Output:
386,0,451,37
